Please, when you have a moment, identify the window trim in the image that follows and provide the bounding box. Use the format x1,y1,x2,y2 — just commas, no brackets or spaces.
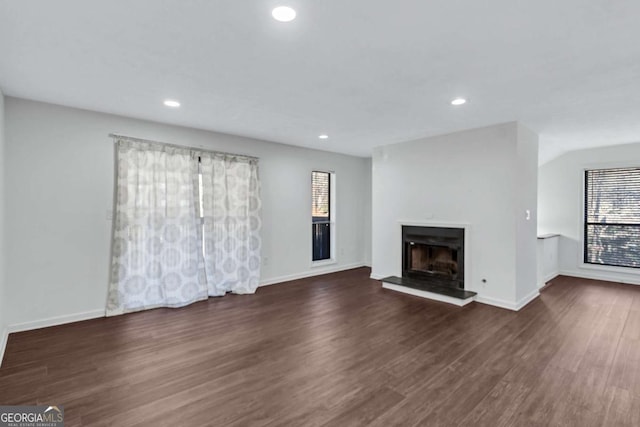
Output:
311,170,336,267
581,165,640,271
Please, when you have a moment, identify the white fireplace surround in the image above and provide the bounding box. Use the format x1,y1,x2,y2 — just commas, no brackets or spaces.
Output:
373,220,540,311
371,123,540,311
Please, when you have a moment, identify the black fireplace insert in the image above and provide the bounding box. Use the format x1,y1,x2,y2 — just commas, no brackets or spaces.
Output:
402,225,464,290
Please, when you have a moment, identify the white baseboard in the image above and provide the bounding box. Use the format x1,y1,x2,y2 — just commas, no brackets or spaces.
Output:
539,272,560,288
475,295,519,311
382,282,475,307
544,272,560,283
475,289,540,311
259,263,366,287
0,326,8,368
2,310,105,367
369,273,386,280
515,289,540,311
559,269,640,286
7,309,106,334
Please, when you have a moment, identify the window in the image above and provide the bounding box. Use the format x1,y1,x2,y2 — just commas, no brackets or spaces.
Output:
312,171,333,261
584,167,640,268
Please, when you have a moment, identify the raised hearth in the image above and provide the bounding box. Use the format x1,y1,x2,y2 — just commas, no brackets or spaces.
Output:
381,275,477,306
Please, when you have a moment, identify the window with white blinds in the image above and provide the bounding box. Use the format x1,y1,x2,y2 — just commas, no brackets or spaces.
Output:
312,172,330,221
584,167,640,268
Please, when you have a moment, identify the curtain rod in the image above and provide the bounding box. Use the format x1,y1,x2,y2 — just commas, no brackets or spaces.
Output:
108,133,259,161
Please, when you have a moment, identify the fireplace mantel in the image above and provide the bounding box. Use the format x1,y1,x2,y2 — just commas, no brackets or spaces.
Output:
398,220,471,229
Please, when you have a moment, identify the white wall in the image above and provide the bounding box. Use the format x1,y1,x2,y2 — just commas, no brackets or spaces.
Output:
537,235,560,287
371,122,539,310
363,158,372,266
4,97,371,329
515,124,540,302
0,89,7,362
538,142,640,285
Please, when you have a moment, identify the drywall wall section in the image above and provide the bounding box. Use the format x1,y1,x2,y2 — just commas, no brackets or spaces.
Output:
363,157,372,266
538,142,640,285
371,122,539,309
4,97,371,329
515,123,540,304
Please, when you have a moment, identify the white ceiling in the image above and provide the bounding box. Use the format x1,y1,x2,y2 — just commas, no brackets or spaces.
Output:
1,1,639,163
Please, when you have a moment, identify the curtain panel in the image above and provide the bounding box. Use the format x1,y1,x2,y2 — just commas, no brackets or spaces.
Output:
199,152,262,296
107,138,261,316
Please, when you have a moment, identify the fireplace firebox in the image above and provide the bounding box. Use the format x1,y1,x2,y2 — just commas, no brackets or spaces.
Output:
402,225,464,290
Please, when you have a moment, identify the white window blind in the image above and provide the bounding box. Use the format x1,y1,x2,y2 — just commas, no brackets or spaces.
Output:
312,171,330,221
584,167,640,268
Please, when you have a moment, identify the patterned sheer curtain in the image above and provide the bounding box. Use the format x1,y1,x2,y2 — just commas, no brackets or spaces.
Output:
107,137,261,316
199,152,261,296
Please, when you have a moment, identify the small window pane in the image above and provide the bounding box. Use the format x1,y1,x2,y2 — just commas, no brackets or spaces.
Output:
312,171,330,222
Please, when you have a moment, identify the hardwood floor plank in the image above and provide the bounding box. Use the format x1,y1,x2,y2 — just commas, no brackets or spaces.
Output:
602,386,640,426
458,380,531,427
1,269,639,426
320,387,405,427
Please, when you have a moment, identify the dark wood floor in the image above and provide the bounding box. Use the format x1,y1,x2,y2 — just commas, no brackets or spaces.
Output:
1,268,640,426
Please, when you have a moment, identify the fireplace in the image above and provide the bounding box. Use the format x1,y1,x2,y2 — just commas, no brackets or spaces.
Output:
402,225,464,290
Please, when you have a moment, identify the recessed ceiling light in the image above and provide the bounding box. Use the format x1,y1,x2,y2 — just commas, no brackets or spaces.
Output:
163,99,181,108
272,6,296,22
451,98,467,106
318,134,329,140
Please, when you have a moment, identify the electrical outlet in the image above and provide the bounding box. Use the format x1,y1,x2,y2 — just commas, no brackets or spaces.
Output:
263,256,269,266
